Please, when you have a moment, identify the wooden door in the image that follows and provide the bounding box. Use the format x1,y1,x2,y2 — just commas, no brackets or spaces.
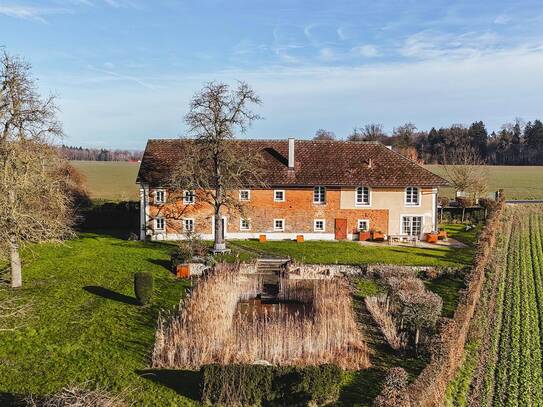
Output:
335,219,347,240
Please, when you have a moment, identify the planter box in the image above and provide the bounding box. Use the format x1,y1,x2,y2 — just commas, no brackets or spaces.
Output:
359,231,371,241
426,233,438,243
296,235,304,243
259,234,267,243
372,232,385,241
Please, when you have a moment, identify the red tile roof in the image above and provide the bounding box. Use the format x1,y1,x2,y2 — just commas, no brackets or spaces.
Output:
137,139,449,188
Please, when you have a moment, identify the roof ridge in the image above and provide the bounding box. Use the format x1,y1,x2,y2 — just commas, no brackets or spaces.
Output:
146,138,382,144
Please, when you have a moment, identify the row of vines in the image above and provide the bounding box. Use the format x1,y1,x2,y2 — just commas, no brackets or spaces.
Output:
449,205,543,406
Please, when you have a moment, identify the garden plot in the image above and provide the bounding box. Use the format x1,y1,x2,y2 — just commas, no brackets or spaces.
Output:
152,263,369,370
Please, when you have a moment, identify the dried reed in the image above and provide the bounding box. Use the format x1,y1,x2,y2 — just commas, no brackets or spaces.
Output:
365,294,404,350
152,264,369,370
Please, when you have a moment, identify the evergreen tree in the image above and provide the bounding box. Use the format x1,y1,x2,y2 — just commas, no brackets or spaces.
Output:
468,121,488,157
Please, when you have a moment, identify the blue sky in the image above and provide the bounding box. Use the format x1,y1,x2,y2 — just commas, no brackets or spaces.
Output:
2,0,543,149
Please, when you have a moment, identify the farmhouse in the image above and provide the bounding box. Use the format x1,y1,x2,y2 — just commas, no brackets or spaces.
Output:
136,138,449,241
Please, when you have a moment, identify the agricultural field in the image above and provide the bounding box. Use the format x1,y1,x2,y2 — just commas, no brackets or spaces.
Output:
70,161,140,201
426,165,543,200
447,204,543,406
70,160,543,202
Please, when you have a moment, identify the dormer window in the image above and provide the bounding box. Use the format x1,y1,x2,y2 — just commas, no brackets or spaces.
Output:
405,187,420,206
183,190,195,204
355,186,370,206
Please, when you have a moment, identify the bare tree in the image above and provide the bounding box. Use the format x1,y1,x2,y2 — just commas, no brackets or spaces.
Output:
443,146,488,202
169,81,264,253
313,129,336,140
0,51,74,288
348,123,386,142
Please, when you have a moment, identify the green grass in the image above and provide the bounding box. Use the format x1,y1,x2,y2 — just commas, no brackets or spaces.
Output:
425,274,466,318
71,161,140,201
229,239,474,268
0,232,198,406
427,165,543,200
441,224,481,246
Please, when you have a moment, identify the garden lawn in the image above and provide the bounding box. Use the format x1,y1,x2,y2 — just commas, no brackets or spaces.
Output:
230,239,473,268
0,232,198,406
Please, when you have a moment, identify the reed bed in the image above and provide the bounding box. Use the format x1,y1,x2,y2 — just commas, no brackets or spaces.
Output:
152,264,369,370
364,294,404,350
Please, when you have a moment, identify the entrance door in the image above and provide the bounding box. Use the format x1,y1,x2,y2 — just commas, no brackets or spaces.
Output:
335,219,347,240
401,216,423,237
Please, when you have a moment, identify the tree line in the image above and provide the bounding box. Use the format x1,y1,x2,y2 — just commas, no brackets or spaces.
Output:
313,119,543,165
60,145,143,162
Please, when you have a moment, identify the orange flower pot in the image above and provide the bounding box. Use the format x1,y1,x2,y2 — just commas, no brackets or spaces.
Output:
259,234,267,243
296,235,304,243
176,264,190,279
426,233,438,243
438,230,448,240
372,231,385,241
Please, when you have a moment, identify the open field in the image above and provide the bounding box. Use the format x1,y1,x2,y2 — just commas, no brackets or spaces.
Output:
446,204,543,406
70,161,543,201
426,165,543,200
70,161,140,201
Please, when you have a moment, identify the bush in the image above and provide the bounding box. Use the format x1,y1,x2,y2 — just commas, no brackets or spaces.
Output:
134,272,153,305
200,364,342,406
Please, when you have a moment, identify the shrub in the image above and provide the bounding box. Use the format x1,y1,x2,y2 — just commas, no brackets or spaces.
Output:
200,363,342,406
374,367,409,407
134,272,153,305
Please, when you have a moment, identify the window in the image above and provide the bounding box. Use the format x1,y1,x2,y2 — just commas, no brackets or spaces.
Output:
274,219,285,231
356,186,370,206
155,189,166,204
183,218,195,232
183,190,195,204
239,190,250,201
405,187,420,206
313,186,326,204
357,219,369,231
274,190,285,202
240,218,250,230
314,219,325,232
402,216,423,236
155,217,165,231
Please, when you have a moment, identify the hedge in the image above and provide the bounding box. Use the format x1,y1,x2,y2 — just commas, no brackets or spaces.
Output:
200,364,342,406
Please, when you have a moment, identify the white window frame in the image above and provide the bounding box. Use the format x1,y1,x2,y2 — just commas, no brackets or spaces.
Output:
274,189,285,202
183,218,195,232
313,186,326,204
357,219,370,232
313,219,326,232
239,189,251,201
183,190,196,205
405,186,421,207
401,215,423,237
355,186,371,206
240,218,251,231
155,189,166,204
155,217,165,231
274,218,285,231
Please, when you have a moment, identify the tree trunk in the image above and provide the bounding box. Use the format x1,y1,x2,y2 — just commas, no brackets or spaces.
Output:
213,187,226,252
9,237,22,288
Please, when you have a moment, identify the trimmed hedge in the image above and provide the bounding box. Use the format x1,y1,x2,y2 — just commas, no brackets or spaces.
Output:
200,364,342,406
134,272,153,305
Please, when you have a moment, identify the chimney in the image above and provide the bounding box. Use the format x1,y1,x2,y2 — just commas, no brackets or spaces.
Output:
288,138,295,169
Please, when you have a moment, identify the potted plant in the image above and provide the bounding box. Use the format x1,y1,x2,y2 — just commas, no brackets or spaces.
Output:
437,228,448,240
359,229,371,241
426,232,438,243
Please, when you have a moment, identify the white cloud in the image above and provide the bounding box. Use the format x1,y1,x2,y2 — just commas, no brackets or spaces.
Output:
352,45,379,58
0,4,65,22
494,14,511,25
